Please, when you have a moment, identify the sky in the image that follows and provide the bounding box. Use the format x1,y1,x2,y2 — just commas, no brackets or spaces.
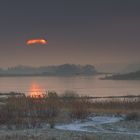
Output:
0,0,140,71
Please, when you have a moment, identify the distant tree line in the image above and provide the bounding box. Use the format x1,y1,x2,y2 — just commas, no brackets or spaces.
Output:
103,70,140,80
0,64,97,76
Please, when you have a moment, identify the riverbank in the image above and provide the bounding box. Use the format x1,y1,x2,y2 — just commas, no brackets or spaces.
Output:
0,92,139,140
0,117,140,140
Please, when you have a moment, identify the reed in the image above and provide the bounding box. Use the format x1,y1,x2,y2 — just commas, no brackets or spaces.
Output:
0,91,139,128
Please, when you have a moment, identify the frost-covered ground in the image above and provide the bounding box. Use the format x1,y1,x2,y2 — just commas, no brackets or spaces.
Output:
55,115,140,136
0,115,140,140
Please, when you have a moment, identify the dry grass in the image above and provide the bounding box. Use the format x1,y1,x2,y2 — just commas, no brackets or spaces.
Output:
125,112,140,121
0,91,140,129
0,131,139,140
0,92,60,129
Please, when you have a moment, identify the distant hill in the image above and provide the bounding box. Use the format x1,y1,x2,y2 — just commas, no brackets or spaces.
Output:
122,63,140,73
0,64,97,76
102,70,140,80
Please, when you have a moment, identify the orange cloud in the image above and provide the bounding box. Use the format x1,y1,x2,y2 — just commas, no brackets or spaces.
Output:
27,39,48,45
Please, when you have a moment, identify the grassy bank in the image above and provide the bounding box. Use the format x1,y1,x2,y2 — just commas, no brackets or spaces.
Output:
0,92,139,140
0,91,139,128
0,129,140,140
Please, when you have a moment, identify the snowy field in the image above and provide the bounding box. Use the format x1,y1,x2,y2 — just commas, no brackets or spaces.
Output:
55,115,140,136
0,115,140,140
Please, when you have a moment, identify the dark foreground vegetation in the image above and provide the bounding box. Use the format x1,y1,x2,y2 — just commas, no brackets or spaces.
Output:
0,91,140,130
0,92,140,140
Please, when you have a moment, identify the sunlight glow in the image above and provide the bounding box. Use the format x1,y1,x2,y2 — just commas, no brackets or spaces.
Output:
27,39,48,45
29,83,44,98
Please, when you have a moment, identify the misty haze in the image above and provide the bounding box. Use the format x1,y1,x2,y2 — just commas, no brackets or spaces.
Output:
0,1,140,140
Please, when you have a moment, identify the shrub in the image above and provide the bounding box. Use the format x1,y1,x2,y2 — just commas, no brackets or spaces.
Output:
61,90,79,99
46,91,60,128
125,112,140,121
70,98,91,119
81,135,95,140
0,92,60,129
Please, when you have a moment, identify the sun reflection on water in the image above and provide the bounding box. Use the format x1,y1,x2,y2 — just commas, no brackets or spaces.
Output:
29,83,44,98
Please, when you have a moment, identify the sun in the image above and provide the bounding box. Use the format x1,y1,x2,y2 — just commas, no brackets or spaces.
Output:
26,39,48,45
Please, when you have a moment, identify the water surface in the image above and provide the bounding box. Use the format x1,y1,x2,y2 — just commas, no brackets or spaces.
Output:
0,75,140,97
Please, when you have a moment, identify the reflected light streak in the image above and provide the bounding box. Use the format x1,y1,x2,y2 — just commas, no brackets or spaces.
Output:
29,83,44,98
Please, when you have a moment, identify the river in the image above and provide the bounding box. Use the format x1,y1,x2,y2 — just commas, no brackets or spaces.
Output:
0,75,140,97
